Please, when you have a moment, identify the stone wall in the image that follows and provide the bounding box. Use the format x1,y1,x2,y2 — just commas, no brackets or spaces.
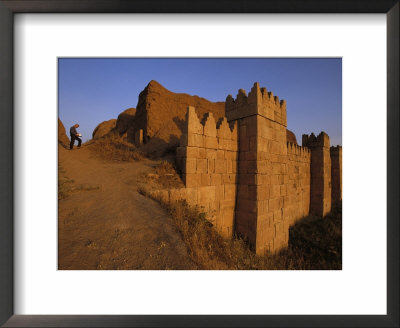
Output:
303,132,332,217
172,83,341,255
286,142,311,226
225,83,293,254
176,107,238,237
330,146,342,206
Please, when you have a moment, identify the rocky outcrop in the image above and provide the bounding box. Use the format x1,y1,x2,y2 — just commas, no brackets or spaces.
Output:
116,107,136,142
116,108,136,134
58,118,70,148
286,129,297,144
134,80,225,152
92,119,117,139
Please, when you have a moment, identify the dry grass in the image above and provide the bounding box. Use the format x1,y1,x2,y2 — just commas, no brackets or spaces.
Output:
87,135,144,162
147,160,185,189
58,165,101,200
139,185,342,270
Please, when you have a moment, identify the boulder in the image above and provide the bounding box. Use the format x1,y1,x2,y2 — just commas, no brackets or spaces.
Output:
58,118,70,148
134,80,225,152
92,119,117,139
286,129,297,144
116,107,136,135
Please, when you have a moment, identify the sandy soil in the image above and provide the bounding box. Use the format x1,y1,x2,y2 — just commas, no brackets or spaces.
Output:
58,145,197,270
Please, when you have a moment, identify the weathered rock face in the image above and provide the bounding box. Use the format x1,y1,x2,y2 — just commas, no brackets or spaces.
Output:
116,107,136,142
92,119,117,139
286,129,297,144
134,80,225,150
58,118,70,148
116,108,136,134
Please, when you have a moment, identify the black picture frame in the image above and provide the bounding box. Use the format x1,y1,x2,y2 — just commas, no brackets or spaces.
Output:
0,1,398,327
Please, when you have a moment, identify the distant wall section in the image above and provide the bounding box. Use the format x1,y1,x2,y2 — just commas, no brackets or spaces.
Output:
330,146,342,206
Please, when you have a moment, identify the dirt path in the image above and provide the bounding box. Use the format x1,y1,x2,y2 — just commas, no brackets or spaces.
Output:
58,145,197,270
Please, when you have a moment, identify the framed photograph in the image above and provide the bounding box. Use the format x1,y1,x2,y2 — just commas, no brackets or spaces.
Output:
0,0,398,327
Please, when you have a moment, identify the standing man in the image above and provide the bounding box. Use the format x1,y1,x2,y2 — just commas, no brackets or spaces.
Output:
70,124,82,150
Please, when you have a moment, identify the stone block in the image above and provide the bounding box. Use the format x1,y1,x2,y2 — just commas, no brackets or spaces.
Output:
259,224,275,242
224,184,236,200
270,184,281,198
186,106,203,134
232,161,238,173
220,199,235,211
201,173,211,186
188,133,204,148
196,158,208,174
268,197,280,212
216,150,225,159
273,210,283,222
205,136,218,149
215,159,226,174
198,147,206,158
203,113,217,137
257,200,269,215
227,160,233,173
215,184,224,201
271,162,281,175
271,174,279,185
257,160,268,174
198,186,216,204
232,141,238,152
257,184,270,200
224,150,233,160
207,149,217,159
222,173,236,184
273,235,288,252
217,118,231,139
185,158,197,174
186,146,199,158
211,173,222,186
280,184,287,196
208,159,215,173
184,173,201,188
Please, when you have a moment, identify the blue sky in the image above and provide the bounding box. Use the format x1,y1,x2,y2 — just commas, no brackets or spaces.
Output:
58,58,342,146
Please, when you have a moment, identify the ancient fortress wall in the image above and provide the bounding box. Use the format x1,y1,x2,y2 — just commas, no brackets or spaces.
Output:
302,133,332,217
330,146,342,206
172,83,341,255
175,107,239,237
286,143,311,228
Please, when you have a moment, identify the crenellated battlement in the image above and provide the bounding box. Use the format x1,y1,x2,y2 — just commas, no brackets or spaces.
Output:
179,107,238,151
174,83,340,256
225,82,287,126
287,141,311,159
330,145,342,154
302,131,330,148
